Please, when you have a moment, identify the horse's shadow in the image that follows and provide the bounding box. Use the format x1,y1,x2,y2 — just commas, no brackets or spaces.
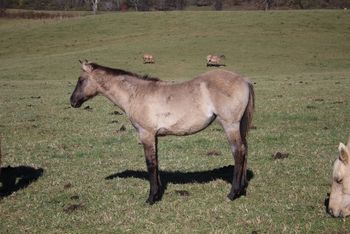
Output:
0,166,44,198
106,165,254,200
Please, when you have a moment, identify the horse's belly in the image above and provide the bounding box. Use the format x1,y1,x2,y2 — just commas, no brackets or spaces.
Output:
152,83,216,136
156,111,215,136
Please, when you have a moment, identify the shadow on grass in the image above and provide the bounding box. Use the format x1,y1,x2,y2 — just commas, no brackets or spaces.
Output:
106,165,254,200
324,193,330,215
0,166,44,198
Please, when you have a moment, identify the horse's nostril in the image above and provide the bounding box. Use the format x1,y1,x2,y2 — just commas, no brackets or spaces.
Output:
329,208,334,216
70,100,76,107
71,100,80,108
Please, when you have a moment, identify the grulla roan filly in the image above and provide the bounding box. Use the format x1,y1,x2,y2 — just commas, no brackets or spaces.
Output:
70,60,255,204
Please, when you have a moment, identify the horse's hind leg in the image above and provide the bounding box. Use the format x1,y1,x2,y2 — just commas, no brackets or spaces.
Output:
139,131,162,205
221,121,248,200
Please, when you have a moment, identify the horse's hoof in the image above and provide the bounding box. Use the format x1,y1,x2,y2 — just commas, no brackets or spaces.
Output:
227,190,246,201
146,193,160,205
146,197,155,205
227,192,239,201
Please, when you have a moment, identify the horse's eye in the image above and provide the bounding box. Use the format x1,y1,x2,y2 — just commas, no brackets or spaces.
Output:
336,178,343,184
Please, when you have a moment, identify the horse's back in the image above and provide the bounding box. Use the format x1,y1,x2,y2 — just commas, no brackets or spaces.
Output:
197,69,247,83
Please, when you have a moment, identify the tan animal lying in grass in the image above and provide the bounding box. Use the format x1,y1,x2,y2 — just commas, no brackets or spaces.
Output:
143,54,155,64
329,137,350,217
206,54,225,67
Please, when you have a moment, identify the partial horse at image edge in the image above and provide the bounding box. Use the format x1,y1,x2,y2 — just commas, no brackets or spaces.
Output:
70,60,255,204
329,137,350,218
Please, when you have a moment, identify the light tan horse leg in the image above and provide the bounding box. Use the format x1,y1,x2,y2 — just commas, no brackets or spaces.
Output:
221,121,248,200
139,131,162,204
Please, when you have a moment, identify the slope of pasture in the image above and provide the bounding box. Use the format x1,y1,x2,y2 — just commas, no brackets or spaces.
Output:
0,10,349,233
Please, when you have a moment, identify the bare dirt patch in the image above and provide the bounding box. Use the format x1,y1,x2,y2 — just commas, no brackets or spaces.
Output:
63,203,84,214
174,190,190,196
206,150,221,157
272,152,289,160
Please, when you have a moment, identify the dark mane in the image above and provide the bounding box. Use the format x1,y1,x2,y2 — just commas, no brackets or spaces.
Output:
90,63,160,82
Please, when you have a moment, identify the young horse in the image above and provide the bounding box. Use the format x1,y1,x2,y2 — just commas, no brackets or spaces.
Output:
70,60,255,204
329,138,350,217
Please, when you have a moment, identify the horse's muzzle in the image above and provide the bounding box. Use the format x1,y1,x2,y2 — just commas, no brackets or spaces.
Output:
71,101,82,108
70,95,83,108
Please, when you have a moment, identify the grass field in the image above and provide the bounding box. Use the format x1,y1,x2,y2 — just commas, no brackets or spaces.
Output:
0,10,350,233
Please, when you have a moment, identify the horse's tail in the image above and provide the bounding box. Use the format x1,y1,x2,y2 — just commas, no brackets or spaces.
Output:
240,81,255,141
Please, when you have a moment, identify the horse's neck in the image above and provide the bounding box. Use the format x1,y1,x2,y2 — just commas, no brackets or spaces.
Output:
97,75,137,114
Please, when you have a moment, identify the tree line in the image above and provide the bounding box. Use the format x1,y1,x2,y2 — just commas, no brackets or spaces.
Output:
0,0,349,12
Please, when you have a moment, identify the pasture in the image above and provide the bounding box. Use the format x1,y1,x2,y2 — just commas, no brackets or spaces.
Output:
0,10,350,233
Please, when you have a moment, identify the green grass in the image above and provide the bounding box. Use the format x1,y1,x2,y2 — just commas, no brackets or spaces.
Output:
0,10,350,233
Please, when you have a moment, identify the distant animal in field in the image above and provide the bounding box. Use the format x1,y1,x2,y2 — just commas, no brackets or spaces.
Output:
206,54,225,67
328,137,350,217
143,54,155,64
70,60,255,205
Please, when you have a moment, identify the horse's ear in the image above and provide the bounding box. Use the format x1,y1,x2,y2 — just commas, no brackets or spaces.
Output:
81,60,93,73
339,142,349,164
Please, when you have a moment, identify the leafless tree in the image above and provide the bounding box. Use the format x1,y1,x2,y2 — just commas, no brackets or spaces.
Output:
91,0,99,14
176,0,186,10
115,0,121,9
53,0,85,10
264,0,272,10
129,0,139,11
156,0,167,10
214,0,223,10
291,0,305,9
130,0,151,11
0,0,6,12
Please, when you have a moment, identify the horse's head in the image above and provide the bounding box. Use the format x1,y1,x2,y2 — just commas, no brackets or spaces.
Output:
206,55,212,62
70,60,99,108
329,138,350,218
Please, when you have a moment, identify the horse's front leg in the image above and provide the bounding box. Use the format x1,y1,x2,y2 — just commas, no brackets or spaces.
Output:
140,132,162,205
